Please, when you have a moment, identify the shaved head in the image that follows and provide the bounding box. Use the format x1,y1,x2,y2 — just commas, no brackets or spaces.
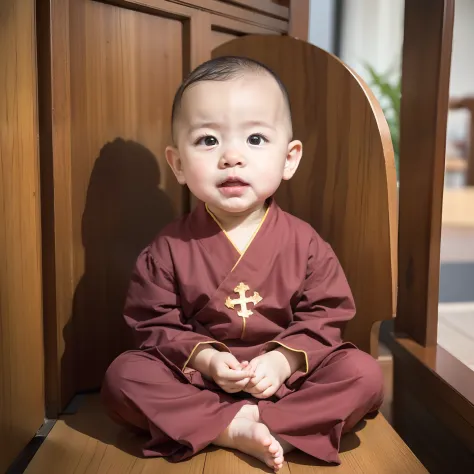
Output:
170,56,292,142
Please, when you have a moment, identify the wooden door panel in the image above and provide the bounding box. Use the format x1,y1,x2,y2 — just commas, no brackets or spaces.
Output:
42,0,289,414
212,30,240,48
41,0,196,413
213,36,398,354
68,0,183,393
0,0,45,470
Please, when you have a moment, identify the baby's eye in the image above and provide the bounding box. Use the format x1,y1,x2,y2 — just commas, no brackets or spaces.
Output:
196,135,218,147
248,134,268,146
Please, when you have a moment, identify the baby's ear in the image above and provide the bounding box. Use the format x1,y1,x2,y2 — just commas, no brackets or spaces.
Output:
283,140,303,180
165,146,186,185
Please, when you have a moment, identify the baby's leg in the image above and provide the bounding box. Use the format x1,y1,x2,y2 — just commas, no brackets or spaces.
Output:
212,404,285,471
101,349,248,462
258,348,384,465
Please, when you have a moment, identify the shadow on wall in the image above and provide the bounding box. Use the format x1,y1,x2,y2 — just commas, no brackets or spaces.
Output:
62,138,177,399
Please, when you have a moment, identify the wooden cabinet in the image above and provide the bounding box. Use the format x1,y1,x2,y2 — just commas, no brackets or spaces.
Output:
37,0,293,417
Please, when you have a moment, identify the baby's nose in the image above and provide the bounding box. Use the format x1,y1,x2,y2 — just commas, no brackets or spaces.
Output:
221,149,245,167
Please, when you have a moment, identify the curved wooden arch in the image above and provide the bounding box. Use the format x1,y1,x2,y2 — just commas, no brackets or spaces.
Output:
213,35,398,354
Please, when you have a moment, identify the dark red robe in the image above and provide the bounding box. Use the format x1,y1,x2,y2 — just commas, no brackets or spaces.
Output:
101,198,384,464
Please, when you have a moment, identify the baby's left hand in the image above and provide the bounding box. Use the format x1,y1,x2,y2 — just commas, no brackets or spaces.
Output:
243,351,292,399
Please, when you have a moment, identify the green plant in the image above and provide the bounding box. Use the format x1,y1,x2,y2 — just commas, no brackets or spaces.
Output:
365,64,401,179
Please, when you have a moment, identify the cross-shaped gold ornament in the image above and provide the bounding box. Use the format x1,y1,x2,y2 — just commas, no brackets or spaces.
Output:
225,282,262,318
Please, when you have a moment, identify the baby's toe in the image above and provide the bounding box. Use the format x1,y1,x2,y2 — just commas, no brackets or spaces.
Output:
268,437,282,454
272,445,283,458
274,454,284,465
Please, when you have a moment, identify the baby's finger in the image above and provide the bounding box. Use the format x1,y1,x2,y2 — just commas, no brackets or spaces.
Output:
254,377,273,394
246,376,271,394
242,377,258,391
248,364,258,376
218,367,252,381
232,377,251,390
249,374,265,388
239,361,255,377
258,385,278,399
222,384,243,394
250,365,266,384
220,352,244,371
247,358,259,371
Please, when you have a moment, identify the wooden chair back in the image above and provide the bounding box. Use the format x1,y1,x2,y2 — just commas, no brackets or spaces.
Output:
213,35,398,354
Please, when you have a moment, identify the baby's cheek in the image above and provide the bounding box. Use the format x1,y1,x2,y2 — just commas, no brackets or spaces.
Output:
186,163,210,185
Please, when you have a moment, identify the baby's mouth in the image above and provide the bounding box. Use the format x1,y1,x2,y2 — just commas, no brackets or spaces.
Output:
218,178,249,187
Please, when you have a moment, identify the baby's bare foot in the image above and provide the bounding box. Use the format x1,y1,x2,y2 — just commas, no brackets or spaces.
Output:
234,403,259,422
213,416,284,471
274,434,294,455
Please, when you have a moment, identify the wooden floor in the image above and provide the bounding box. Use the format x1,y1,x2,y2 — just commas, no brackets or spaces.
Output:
24,391,426,474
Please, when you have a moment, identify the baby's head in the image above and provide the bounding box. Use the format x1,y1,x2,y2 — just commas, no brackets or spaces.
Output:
166,56,302,217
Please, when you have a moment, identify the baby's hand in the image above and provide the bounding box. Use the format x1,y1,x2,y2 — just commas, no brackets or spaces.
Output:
209,352,253,393
243,351,292,399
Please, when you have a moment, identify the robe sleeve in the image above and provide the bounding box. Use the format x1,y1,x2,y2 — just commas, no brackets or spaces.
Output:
263,232,356,387
124,245,230,372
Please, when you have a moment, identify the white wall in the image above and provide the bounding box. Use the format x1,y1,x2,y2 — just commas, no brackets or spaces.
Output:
308,0,335,53
339,0,404,84
338,0,474,143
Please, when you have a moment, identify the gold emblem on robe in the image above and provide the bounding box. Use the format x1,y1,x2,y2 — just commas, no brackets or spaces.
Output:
225,282,262,318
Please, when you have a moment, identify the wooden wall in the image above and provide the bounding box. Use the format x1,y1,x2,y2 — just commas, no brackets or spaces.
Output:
0,0,45,471
0,0,309,466
38,0,291,416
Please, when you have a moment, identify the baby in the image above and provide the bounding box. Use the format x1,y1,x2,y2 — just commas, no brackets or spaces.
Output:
101,56,384,471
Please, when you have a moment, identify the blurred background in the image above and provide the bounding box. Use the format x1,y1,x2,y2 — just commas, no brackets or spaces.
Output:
309,0,474,377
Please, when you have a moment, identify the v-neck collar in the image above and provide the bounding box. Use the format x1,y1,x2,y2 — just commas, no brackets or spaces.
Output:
204,202,271,257
189,199,274,274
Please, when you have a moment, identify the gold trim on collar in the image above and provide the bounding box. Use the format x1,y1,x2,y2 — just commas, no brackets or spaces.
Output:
232,205,270,271
205,204,241,255
205,203,270,272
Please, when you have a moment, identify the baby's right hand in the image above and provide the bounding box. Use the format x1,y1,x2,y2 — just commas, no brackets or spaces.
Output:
209,352,253,393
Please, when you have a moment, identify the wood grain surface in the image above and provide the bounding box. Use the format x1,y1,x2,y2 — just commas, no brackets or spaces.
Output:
25,394,426,474
388,334,474,473
0,0,45,471
40,0,184,413
396,0,455,346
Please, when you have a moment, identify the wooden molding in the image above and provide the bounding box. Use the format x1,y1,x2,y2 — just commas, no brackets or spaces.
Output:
103,0,288,32
385,330,474,472
37,0,76,418
396,0,455,346
210,14,282,35
216,0,289,19
288,0,309,40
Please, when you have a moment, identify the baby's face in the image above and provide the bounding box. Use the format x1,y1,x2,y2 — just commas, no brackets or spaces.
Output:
167,72,302,216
